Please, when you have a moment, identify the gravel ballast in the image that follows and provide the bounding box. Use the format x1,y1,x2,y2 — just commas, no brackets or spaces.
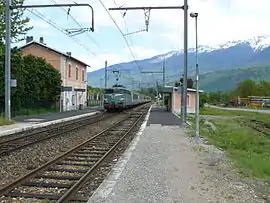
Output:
0,113,126,188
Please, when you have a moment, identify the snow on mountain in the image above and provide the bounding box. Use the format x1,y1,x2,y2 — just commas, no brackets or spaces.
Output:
202,35,270,52
151,36,270,63
88,35,270,88
150,51,179,63
245,36,270,51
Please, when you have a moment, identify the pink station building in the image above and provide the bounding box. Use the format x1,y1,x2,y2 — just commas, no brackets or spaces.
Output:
162,86,203,114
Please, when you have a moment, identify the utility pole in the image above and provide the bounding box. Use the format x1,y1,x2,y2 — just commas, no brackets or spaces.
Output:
180,74,184,123
190,12,199,136
183,0,188,123
162,58,165,87
105,60,108,88
4,3,95,120
5,0,11,120
109,4,188,125
162,58,165,107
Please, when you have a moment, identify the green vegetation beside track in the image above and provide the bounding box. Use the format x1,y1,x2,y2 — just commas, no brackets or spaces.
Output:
0,117,14,126
197,107,270,179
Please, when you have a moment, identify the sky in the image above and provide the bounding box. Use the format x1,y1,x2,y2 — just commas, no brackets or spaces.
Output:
15,0,270,72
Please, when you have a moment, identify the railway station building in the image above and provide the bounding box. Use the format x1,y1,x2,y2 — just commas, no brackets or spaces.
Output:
162,86,203,114
20,36,89,112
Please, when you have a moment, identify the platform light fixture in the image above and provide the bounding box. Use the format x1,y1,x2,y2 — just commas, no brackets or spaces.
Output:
190,12,199,137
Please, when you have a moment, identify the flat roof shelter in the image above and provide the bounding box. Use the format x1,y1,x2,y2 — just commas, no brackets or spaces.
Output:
162,86,203,114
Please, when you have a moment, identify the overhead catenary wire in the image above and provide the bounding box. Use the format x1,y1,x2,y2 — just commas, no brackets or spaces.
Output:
49,0,102,50
97,0,142,74
110,0,142,84
49,0,134,85
27,8,98,59
111,0,141,66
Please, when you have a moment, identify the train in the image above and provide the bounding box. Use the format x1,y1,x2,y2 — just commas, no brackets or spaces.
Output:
103,84,151,112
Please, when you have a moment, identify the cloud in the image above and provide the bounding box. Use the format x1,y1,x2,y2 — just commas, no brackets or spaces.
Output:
22,0,270,72
78,51,126,72
124,45,170,59
29,18,51,29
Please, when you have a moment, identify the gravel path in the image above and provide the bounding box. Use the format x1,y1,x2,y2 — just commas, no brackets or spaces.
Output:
210,105,270,114
89,124,268,203
0,113,126,188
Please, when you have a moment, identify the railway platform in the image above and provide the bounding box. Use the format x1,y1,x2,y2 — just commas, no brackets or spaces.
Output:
0,107,102,137
88,107,204,203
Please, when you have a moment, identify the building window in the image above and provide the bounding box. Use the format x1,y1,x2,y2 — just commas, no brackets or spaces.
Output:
82,69,85,81
76,67,78,80
68,64,71,78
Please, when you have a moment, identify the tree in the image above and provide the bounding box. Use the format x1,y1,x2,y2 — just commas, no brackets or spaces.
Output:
0,44,25,113
0,50,62,116
0,0,33,42
233,79,258,97
22,54,61,104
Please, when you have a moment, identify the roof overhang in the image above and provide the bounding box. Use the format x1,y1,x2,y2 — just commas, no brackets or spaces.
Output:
19,41,91,68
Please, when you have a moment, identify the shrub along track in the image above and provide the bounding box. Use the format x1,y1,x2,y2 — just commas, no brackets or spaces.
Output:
0,104,149,188
0,104,149,202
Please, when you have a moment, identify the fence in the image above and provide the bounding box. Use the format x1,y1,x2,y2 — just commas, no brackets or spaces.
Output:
0,100,60,118
87,99,103,107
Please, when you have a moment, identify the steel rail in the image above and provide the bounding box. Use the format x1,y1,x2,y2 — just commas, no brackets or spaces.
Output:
0,113,136,197
0,111,105,144
58,113,143,202
0,112,115,156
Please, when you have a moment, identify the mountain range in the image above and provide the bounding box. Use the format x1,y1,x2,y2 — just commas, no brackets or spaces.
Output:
87,35,270,92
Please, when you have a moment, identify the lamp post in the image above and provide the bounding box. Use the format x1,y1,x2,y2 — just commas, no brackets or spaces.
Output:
190,12,199,137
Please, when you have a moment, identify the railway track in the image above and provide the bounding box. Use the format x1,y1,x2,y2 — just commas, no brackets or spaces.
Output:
0,112,117,157
0,108,147,203
237,119,270,136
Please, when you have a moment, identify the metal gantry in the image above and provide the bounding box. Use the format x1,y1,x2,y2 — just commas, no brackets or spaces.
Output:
4,2,95,120
109,3,189,124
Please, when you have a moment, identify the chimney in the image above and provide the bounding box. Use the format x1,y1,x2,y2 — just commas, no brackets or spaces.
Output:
39,37,44,44
26,36,33,44
66,52,71,56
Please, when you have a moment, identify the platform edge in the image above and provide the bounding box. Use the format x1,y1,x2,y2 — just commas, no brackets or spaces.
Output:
0,111,100,137
87,105,152,203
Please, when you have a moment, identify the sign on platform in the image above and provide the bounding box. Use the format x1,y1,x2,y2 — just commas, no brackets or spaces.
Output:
10,79,17,87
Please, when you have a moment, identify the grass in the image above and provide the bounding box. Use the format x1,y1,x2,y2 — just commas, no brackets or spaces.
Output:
200,107,270,122
198,109,270,179
0,117,15,126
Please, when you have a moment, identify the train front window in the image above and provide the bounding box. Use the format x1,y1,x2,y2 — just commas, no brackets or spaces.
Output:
104,89,114,94
104,94,113,102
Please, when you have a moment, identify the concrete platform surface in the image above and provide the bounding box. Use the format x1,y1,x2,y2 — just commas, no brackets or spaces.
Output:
88,107,266,203
88,106,206,203
147,108,181,126
0,109,100,137
13,107,104,123
88,124,207,203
